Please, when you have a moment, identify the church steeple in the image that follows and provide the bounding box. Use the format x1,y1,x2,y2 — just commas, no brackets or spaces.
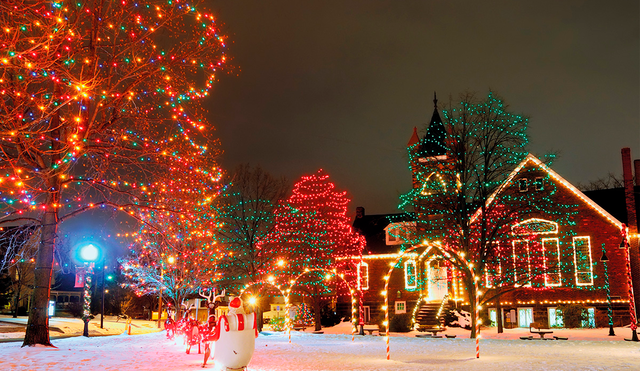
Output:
421,91,447,157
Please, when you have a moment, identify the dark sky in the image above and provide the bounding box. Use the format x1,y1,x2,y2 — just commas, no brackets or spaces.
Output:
206,0,640,215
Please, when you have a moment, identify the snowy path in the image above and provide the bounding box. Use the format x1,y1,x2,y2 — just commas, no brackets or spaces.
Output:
1,329,639,370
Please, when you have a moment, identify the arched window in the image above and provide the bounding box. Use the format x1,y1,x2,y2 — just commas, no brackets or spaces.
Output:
420,172,446,196
404,260,417,289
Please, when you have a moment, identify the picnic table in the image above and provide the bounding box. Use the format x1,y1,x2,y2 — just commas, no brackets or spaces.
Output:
529,322,554,339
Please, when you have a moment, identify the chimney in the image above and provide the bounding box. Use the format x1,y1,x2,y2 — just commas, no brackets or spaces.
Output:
635,159,640,187
355,207,365,219
622,148,638,233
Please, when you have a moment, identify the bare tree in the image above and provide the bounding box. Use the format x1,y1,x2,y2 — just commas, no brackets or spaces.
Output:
216,164,289,289
404,92,545,337
578,173,625,191
0,0,228,346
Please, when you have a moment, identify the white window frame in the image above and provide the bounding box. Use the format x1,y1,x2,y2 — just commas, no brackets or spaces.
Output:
404,260,417,289
542,237,562,287
385,222,415,245
518,178,528,192
548,307,563,327
517,307,534,328
533,177,544,191
395,301,406,314
512,240,532,287
357,261,369,290
573,236,593,286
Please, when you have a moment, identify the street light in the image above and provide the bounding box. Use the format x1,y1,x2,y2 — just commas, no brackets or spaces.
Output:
79,243,100,337
600,244,614,336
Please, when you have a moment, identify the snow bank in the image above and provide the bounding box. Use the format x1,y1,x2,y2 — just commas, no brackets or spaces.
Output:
2,324,640,370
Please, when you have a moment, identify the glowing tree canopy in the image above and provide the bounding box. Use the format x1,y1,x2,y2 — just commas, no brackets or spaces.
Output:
259,169,365,330
0,0,227,346
119,200,223,316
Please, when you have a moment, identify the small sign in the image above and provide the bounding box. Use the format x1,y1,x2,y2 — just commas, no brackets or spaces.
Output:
74,267,85,288
48,300,55,317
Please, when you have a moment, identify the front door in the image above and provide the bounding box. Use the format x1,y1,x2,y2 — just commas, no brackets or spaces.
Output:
428,265,448,301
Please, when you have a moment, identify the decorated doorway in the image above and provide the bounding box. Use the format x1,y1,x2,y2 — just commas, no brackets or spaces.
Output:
427,261,448,301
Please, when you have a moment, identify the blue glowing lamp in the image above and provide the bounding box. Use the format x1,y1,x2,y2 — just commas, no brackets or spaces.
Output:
80,244,100,262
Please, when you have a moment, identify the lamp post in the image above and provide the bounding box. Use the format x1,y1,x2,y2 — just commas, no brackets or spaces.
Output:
79,244,100,337
100,264,106,329
600,244,615,336
620,230,639,342
158,256,175,328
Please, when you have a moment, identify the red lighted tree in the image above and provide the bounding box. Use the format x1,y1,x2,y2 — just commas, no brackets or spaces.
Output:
259,170,364,331
0,1,227,346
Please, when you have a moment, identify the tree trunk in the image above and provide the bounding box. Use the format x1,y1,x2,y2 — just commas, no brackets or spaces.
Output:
313,286,321,331
468,281,477,339
496,289,504,333
23,191,59,347
12,285,19,318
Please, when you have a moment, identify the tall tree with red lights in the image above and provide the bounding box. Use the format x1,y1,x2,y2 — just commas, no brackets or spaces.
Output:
260,170,364,331
0,0,228,346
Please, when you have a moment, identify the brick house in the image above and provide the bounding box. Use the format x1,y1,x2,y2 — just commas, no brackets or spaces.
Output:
347,102,636,330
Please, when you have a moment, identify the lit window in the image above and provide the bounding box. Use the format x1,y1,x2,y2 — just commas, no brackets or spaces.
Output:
512,240,531,287
404,260,417,289
518,178,528,192
542,238,561,286
573,236,593,285
548,307,563,327
395,301,406,314
518,308,533,327
420,172,446,195
357,262,369,290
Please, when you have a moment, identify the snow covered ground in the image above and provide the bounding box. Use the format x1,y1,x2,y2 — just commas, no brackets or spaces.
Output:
1,320,639,370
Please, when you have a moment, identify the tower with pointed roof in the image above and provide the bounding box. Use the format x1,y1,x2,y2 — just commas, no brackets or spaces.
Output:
407,93,457,241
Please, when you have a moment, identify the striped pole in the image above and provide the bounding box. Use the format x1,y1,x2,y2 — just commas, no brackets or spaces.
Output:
622,228,638,340
475,283,480,358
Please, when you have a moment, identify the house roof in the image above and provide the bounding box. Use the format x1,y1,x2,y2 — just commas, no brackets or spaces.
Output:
583,186,640,226
352,211,415,255
471,154,624,230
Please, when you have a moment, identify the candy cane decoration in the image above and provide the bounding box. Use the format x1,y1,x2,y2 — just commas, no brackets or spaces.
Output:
621,227,638,336
474,281,480,358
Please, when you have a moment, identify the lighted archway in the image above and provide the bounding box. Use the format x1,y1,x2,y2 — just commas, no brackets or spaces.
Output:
284,267,359,343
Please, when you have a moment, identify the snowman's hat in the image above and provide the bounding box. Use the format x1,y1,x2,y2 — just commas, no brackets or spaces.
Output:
229,297,243,309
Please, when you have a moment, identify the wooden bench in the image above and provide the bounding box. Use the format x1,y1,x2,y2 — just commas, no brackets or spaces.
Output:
529,322,554,339
292,324,306,331
362,326,379,335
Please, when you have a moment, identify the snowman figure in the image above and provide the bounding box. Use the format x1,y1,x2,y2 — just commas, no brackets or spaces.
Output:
204,296,258,370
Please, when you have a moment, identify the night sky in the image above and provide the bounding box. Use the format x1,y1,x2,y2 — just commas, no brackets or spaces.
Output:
206,0,639,215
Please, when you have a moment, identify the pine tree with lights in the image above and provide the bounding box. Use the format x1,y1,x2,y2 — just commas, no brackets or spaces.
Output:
296,302,314,326
260,170,365,331
0,0,228,346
